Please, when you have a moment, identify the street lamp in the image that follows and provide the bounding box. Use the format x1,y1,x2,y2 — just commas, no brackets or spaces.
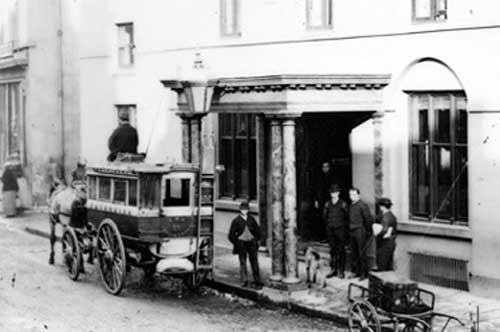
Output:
163,52,214,114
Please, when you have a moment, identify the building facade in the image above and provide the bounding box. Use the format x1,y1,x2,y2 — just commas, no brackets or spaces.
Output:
0,0,80,205
80,0,500,295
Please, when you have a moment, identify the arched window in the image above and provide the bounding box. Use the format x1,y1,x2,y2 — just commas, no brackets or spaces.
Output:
409,93,468,224
403,60,468,225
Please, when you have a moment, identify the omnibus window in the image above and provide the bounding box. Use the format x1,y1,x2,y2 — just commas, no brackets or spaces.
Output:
113,180,127,204
164,178,190,207
89,176,97,200
129,179,137,206
99,177,111,201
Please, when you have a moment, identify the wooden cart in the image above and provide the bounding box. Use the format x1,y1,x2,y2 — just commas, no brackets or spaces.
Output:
60,161,215,295
347,271,465,332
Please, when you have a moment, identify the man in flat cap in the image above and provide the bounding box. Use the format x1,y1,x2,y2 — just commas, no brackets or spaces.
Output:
228,201,264,289
107,109,139,162
323,184,348,278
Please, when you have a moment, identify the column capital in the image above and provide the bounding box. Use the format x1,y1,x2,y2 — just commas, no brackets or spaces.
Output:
264,112,302,120
176,111,208,120
372,111,385,120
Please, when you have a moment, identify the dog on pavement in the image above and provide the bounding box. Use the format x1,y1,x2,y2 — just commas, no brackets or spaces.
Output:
305,247,327,288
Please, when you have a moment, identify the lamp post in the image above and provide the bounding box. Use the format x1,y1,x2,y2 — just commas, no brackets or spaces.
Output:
161,53,214,166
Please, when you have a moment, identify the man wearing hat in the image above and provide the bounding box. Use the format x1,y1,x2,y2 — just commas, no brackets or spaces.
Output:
227,201,264,289
375,197,397,271
323,184,348,278
107,109,139,162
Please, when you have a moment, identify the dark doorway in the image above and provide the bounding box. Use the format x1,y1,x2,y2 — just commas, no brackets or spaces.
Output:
296,112,371,242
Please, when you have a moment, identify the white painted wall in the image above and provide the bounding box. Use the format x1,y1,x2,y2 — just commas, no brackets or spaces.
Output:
79,0,500,285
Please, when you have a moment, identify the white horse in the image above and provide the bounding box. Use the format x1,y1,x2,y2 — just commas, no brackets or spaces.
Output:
48,181,87,265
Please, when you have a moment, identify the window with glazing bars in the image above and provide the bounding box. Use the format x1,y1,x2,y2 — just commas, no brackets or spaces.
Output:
220,0,240,36
306,0,333,29
219,113,257,200
409,93,468,225
116,23,134,67
412,0,447,21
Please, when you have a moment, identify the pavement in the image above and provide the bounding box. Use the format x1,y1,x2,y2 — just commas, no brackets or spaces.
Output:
5,209,500,331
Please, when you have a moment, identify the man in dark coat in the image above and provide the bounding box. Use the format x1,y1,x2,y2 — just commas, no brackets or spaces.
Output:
228,201,263,289
324,184,348,279
348,188,374,281
376,197,397,271
107,109,139,162
313,161,335,241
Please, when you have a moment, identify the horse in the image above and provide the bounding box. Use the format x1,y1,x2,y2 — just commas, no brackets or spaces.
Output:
47,180,88,265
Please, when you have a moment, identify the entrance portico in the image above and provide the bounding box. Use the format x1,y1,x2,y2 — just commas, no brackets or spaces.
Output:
162,74,391,284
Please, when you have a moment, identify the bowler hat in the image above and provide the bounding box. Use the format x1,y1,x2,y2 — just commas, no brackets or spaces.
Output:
239,201,250,211
329,184,341,193
378,197,392,208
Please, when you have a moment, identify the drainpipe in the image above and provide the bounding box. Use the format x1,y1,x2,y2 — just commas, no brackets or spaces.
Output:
57,0,65,180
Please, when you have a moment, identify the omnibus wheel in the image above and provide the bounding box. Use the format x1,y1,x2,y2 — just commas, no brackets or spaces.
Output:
62,227,81,281
97,219,126,295
184,271,208,290
348,299,381,332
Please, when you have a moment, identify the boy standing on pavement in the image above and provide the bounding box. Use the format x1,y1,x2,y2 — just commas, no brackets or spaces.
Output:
228,201,264,289
348,188,374,281
324,184,348,279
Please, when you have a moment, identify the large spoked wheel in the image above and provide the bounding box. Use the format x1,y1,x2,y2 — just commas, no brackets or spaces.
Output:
348,300,381,332
97,219,126,295
184,271,208,290
62,227,81,281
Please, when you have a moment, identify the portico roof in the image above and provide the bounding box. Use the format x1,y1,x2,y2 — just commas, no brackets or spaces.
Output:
162,74,391,115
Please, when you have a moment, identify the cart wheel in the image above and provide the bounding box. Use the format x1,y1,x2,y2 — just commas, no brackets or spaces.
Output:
348,300,381,332
62,227,81,281
184,271,208,290
97,219,126,295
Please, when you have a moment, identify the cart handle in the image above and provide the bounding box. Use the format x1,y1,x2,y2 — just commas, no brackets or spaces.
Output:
432,312,465,332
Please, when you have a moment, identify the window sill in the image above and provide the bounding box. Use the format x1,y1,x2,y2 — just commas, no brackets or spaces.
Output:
215,198,259,214
398,219,472,241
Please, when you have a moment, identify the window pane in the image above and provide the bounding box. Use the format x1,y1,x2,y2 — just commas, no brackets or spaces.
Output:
414,0,432,18
221,0,236,35
117,23,133,66
220,138,233,196
163,178,190,207
307,0,324,27
415,95,429,142
434,146,452,220
249,138,257,199
116,105,137,127
89,176,97,200
99,177,111,201
235,138,249,198
434,96,451,143
220,113,233,137
113,180,127,204
456,97,467,143
455,147,468,221
235,113,248,138
411,145,430,217
129,179,137,206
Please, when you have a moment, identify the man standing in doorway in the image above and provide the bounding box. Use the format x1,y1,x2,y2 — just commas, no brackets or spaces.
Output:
348,188,374,281
313,161,334,242
107,109,139,162
228,201,264,289
324,184,348,279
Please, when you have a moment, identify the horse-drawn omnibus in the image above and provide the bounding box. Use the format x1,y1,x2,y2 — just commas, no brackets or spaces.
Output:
54,160,215,295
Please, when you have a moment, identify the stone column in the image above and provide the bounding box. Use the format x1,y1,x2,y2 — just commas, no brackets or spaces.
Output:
190,116,202,168
282,118,300,284
269,119,284,281
373,111,384,204
181,117,191,163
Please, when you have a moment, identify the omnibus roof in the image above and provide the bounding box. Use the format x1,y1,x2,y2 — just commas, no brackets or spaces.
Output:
87,161,199,176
